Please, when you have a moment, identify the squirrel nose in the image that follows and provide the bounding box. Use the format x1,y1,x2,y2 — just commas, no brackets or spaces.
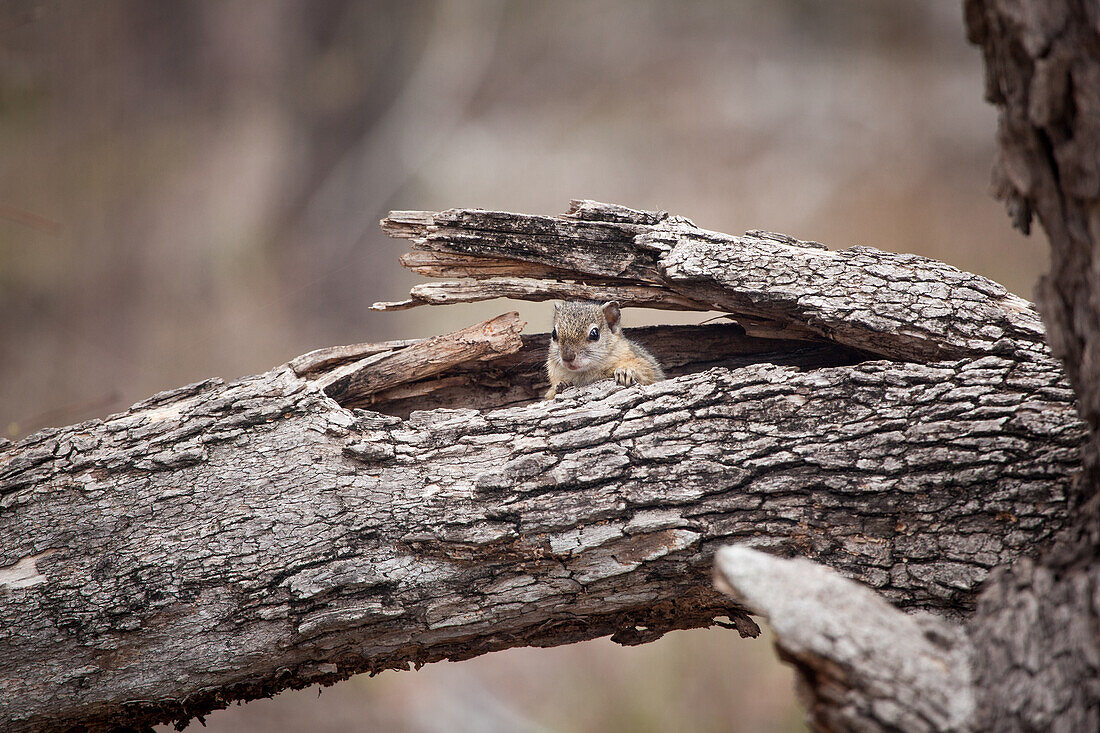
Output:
561,350,577,363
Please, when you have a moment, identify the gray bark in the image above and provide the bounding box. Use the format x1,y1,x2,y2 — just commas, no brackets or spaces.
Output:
709,5,1100,731
0,200,1086,731
379,202,1046,361
964,1,1100,730
714,547,973,732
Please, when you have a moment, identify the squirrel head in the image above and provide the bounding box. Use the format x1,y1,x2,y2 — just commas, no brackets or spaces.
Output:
549,300,622,373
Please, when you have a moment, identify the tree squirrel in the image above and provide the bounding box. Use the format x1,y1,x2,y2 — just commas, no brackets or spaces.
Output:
545,300,665,399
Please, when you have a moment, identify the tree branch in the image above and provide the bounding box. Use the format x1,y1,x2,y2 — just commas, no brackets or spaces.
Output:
379,200,1048,360
713,546,973,732
0,201,1084,731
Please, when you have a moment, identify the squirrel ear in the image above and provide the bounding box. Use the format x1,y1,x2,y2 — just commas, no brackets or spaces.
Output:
601,301,621,330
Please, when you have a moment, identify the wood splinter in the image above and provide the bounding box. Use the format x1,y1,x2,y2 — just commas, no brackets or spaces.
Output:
312,312,526,406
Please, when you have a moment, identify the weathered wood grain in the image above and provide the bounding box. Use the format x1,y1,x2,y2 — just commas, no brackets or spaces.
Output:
315,312,525,404
399,250,585,280
371,277,712,312
0,350,1083,731
289,337,425,377
714,546,973,732
379,201,1048,362
0,196,1088,732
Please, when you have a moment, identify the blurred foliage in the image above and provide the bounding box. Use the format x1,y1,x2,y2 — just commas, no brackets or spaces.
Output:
1,1,1045,730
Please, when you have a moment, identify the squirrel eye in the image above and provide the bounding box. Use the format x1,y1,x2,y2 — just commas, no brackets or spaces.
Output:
588,327,600,341
551,328,558,341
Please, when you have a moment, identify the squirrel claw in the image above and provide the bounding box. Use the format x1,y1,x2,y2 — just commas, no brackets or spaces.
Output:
614,367,637,386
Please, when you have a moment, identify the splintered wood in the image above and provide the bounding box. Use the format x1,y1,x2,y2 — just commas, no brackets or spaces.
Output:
375,199,1048,363
386,277,711,311
297,318,861,416
375,202,701,313
300,198,1057,413
0,199,1082,733
307,312,526,407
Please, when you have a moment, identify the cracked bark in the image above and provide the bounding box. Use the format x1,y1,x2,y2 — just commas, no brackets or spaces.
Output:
714,546,975,732
708,5,1100,732
377,201,1045,360
0,196,1086,731
961,2,1100,730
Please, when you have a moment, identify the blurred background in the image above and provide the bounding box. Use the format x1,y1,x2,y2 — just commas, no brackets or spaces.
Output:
1,1,1045,730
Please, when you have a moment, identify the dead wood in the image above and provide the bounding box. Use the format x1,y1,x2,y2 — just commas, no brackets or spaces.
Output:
0,199,1085,732
378,200,1047,361
705,5,1100,730
962,2,1100,730
714,547,973,732
313,312,526,406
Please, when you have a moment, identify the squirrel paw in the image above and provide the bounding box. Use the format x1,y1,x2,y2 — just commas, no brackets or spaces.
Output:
614,367,638,386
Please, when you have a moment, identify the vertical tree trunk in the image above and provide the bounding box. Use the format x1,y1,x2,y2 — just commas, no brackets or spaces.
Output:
713,6,1100,730
964,2,1099,729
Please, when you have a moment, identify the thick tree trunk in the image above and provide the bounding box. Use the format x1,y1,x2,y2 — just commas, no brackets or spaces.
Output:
0,200,1084,731
964,1,1100,730
710,5,1100,732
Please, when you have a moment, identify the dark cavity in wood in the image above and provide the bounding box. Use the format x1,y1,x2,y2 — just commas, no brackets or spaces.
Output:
310,321,869,418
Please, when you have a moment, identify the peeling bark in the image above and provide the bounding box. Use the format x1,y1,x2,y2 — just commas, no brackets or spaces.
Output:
0,200,1087,731
379,201,1047,360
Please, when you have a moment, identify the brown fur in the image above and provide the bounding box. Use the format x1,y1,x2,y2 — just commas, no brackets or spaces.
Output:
545,301,665,399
